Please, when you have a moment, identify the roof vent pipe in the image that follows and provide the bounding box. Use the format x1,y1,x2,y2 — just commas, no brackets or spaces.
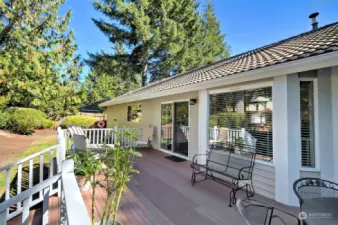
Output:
309,12,319,30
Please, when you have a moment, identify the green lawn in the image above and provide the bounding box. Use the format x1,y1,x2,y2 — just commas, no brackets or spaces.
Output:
0,135,57,198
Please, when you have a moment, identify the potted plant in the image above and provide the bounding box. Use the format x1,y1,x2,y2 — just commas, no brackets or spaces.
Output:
73,150,102,225
97,129,142,225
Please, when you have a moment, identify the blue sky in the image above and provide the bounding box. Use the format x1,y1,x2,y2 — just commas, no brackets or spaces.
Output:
60,0,338,76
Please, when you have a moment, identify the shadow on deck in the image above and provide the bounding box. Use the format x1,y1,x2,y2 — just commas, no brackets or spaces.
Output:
8,148,299,225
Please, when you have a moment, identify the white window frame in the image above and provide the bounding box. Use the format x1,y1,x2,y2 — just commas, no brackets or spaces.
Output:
208,81,274,165
299,78,320,172
127,104,143,123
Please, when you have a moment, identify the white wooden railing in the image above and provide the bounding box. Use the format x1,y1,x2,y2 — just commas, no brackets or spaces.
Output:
209,126,257,147
63,126,141,148
0,159,90,225
0,145,61,220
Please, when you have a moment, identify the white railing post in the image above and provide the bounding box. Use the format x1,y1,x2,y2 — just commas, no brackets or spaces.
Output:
241,128,246,143
213,126,217,141
57,128,66,167
114,126,118,144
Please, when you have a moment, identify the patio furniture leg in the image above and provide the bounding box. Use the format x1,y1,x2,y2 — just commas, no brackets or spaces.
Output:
229,188,236,207
191,171,196,186
246,179,255,197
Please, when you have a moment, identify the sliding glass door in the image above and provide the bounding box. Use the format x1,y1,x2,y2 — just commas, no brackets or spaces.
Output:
173,102,189,156
161,102,189,157
161,104,173,150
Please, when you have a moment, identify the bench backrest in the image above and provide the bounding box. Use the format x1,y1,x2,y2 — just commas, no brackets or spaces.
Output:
207,143,256,180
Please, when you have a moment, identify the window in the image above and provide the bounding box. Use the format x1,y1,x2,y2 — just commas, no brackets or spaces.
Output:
209,87,273,161
127,105,142,123
300,81,315,167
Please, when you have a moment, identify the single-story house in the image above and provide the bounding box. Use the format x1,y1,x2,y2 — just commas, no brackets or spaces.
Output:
99,17,338,206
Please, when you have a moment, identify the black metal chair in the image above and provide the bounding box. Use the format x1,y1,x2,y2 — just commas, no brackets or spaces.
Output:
236,199,300,225
293,178,338,206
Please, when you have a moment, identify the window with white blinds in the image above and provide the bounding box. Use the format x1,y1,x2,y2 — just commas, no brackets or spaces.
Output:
300,81,316,168
209,87,273,161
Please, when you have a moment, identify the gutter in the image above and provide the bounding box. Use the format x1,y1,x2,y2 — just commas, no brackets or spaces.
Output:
99,51,338,107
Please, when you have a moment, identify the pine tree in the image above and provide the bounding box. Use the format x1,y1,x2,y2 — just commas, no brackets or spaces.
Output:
202,0,230,64
91,0,209,85
0,0,83,119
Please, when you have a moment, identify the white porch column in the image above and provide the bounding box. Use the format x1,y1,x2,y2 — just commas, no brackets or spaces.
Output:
273,74,301,206
318,68,334,181
198,89,209,163
331,66,338,183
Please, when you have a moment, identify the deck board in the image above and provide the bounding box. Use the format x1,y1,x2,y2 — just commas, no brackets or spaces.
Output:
8,148,299,225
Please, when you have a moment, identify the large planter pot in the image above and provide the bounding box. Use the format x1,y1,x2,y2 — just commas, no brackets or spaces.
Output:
95,221,121,225
76,176,91,192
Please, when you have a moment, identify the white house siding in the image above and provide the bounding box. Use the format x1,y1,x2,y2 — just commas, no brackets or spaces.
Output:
106,91,199,160
206,151,275,199
300,171,321,178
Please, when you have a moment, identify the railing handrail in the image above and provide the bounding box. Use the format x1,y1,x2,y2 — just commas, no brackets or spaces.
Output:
61,161,91,225
0,174,61,212
0,145,58,172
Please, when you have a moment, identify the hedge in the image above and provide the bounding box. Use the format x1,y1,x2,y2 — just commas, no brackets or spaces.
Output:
3,108,54,134
61,115,97,128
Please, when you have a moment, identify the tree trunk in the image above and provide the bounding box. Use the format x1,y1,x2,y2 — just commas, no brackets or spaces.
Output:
141,61,148,87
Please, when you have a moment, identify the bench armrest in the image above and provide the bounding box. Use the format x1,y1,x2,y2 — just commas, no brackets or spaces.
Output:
238,166,254,180
191,152,210,165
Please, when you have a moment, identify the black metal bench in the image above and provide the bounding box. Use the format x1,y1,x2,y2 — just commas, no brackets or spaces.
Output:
190,142,256,207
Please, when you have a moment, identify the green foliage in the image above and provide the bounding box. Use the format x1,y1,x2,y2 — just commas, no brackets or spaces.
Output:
5,108,51,134
211,112,246,128
72,151,102,225
81,71,140,104
0,0,83,119
62,115,97,128
73,151,102,177
40,119,55,129
202,0,230,64
89,0,230,86
0,111,11,129
99,129,142,225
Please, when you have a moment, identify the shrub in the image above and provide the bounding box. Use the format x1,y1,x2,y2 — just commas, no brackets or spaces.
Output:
5,108,49,134
0,111,11,129
40,119,55,129
62,115,97,128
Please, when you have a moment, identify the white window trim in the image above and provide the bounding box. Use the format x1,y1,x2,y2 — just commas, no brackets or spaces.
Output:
208,81,274,164
299,78,320,171
127,104,143,123
208,81,273,94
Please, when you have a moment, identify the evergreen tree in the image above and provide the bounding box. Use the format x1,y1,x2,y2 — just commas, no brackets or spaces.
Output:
91,0,209,85
0,0,83,119
202,0,230,64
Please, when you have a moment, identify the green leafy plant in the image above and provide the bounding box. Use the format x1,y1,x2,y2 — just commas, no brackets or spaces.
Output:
234,137,244,149
5,108,51,134
99,129,142,225
73,151,102,225
62,115,98,128
0,111,11,129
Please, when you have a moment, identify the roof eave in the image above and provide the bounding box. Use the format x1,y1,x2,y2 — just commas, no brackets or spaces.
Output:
99,51,338,107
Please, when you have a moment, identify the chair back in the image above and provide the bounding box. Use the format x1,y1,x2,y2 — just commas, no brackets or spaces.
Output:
293,178,338,205
236,199,273,225
67,126,85,138
73,134,87,151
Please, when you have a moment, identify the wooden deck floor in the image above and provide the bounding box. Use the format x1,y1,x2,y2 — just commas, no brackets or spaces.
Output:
9,148,299,225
